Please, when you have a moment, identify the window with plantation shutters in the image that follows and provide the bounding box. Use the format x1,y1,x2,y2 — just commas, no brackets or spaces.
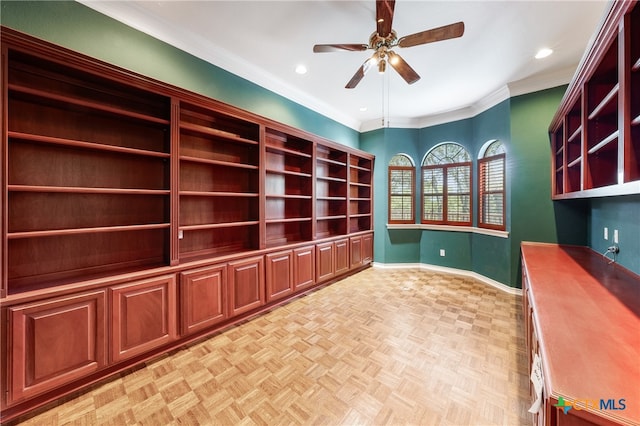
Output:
421,143,472,225
479,140,506,230
388,154,415,223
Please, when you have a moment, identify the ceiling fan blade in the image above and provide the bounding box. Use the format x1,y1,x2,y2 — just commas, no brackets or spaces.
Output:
376,0,395,37
313,44,368,53
387,51,420,85
345,54,377,89
397,21,465,48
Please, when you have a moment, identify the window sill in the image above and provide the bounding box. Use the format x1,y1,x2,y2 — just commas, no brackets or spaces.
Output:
386,223,509,239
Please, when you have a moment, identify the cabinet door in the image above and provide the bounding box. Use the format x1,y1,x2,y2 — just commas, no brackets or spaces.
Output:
293,245,315,290
266,250,294,302
335,238,350,275
350,236,363,269
180,264,227,336
110,275,177,363
7,290,107,404
228,256,265,316
316,241,335,282
362,233,373,264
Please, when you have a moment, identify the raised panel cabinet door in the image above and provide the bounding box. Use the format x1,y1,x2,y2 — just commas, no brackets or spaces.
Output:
265,250,294,303
293,245,315,291
316,242,334,283
350,236,363,269
7,290,107,404
110,275,177,363
180,264,227,336
228,256,265,317
335,238,350,275
362,233,373,264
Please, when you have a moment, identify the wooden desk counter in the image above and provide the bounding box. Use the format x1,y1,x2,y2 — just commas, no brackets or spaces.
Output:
521,242,640,426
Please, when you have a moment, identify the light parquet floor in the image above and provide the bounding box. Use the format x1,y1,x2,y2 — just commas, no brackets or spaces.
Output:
14,267,531,426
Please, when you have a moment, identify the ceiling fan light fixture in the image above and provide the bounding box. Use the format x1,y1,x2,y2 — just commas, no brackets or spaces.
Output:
378,59,386,74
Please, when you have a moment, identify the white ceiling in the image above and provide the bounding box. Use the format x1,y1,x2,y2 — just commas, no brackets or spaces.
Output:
80,0,609,131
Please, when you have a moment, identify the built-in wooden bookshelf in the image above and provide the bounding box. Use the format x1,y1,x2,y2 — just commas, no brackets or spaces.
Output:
348,154,373,233
6,49,171,293
264,128,313,247
315,144,348,238
178,101,260,260
550,1,639,198
0,26,373,422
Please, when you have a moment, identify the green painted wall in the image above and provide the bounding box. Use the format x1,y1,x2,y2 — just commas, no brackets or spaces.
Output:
0,0,358,147
588,195,640,274
509,88,589,286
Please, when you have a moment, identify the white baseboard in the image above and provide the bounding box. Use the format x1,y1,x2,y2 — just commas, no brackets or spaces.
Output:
371,262,522,296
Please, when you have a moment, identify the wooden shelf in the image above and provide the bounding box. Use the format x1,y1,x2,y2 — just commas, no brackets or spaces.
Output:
8,131,170,158
180,121,258,145
587,130,618,154
8,185,169,195
179,191,259,198
265,217,312,224
588,83,619,120
567,157,582,168
317,156,346,166
180,221,260,231
567,126,582,143
317,215,347,220
8,223,170,239
265,144,312,158
9,83,169,125
317,176,346,183
180,155,258,170
265,194,312,200
265,168,312,178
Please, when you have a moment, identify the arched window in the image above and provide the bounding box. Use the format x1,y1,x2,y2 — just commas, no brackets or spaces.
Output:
478,140,506,230
421,143,472,225
388,154,415,223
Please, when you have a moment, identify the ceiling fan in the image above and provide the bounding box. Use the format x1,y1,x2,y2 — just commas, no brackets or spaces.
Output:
313,0,464,88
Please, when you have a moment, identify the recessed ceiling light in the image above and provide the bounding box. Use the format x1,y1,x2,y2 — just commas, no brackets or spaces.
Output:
359,107,368,112
535,48,553,59
295,64,307,74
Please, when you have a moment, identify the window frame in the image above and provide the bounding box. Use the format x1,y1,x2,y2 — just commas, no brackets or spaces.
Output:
388,154,415,224
478,152,506,231
421,161,473,226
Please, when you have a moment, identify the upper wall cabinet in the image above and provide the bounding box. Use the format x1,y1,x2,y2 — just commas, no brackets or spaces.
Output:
550,1,640,199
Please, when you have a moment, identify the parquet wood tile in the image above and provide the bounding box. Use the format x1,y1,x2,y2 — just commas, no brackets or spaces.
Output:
13,268,531,425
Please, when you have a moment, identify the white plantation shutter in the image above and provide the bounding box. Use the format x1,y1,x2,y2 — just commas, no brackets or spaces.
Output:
388,154,415,224
479,153,505,229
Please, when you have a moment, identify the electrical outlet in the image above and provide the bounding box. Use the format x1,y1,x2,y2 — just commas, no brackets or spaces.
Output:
614,229,619,244
178,230,184,240
604,227,608,240
439,249,445,257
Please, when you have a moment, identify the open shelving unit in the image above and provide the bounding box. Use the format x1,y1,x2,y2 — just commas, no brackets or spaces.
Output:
264,128,313,247
549,1,639,199
348,154,373,233
315,144,348,238
6,49,171,293
178,102,260,260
